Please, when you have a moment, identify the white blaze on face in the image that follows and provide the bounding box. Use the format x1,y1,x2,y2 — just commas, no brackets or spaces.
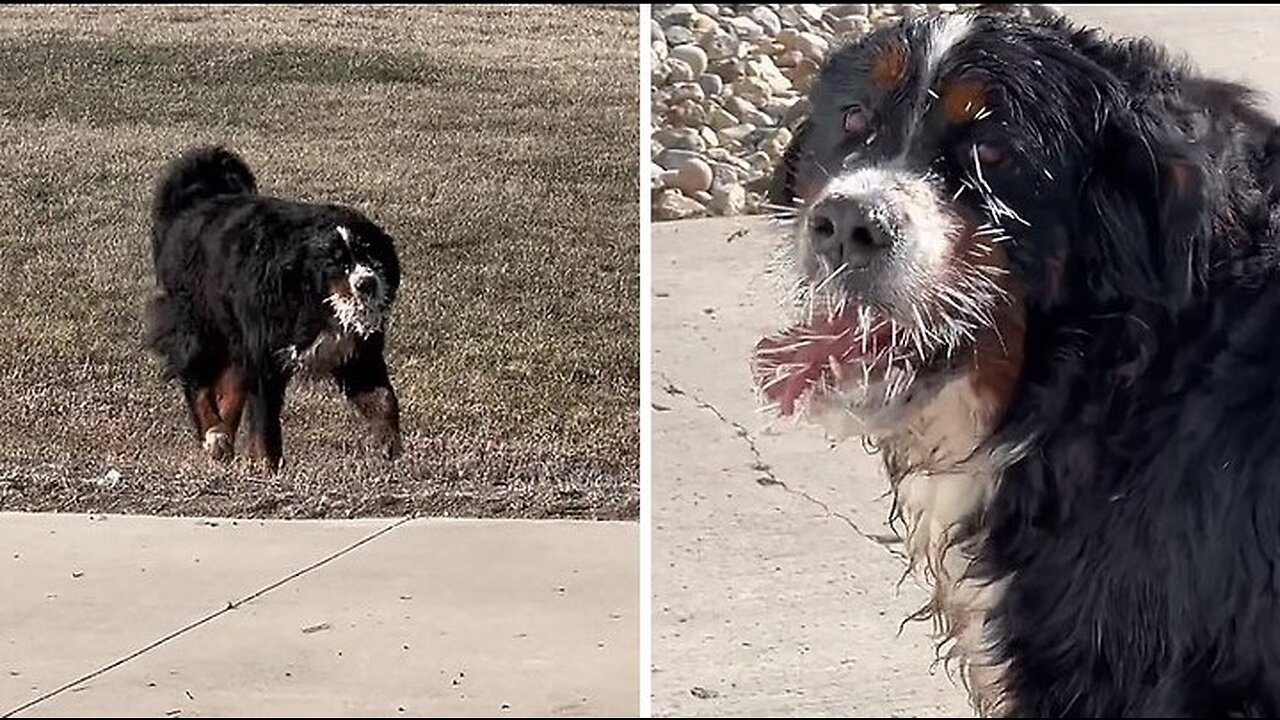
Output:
923,13,973,85
894,13,974,165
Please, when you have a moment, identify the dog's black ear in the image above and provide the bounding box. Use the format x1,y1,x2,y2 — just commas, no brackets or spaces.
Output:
767,121,813,209
1083,106,1208,308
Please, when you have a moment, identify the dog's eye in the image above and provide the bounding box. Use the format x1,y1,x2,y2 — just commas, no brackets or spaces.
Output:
975,141,1008,167
843,104,872,136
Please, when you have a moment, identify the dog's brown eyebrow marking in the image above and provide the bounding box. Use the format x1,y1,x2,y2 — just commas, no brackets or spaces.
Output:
870,44,908,91
941,78,987,125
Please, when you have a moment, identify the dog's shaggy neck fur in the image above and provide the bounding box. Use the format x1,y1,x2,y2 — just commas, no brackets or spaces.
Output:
910,28,1280,720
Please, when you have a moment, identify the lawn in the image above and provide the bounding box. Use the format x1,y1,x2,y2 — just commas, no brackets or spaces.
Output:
0,4,639,520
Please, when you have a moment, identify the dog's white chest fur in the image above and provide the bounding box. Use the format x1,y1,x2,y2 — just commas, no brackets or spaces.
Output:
885,377,1010,716
811,374,1012,715
281,331,356,375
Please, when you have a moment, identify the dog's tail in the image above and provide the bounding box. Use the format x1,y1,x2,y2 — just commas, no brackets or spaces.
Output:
151,145,258,225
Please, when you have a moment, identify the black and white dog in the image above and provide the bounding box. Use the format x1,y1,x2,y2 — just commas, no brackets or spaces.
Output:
148,145,402,472
756,11,1280,717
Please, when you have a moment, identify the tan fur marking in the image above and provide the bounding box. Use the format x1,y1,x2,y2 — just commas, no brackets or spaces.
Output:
871,45,908,91
969,248,1025,415
351,387,402,459
942,79,987,125
192,387,221,436
1167,159,1193,197
215,364,246,443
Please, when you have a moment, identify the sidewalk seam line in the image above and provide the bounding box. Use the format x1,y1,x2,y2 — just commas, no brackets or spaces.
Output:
3,513,417,718
657,370,908,564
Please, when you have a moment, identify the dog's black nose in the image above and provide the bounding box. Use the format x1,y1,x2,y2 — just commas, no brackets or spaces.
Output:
807,197,893,270
354,275,378,296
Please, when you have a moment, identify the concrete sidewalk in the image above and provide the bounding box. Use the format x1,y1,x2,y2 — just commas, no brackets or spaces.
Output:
1,513,637,718
651,216,969,718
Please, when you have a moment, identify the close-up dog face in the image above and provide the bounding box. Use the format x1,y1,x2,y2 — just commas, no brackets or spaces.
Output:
757,12,1203,436
314,220,401,338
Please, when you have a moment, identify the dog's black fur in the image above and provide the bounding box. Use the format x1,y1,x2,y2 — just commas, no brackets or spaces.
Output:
772,12,1280,717
148,145,402,471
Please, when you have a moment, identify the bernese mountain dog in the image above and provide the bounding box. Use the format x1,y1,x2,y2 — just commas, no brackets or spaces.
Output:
148,145,402,472
755,10,1280,717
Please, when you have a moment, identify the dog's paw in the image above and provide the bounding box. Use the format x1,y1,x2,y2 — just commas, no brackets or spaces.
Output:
203,429,233,462
384,433,403,460
252,454,283,475
370,428,402,460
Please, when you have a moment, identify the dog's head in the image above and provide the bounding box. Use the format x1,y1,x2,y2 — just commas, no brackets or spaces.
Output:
311,217,400,338
756,12,1208,436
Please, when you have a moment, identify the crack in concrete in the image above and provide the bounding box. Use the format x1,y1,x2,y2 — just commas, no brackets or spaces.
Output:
657,372,908,565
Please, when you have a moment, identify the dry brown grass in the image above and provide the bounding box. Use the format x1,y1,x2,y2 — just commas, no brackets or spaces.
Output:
0,5,639,520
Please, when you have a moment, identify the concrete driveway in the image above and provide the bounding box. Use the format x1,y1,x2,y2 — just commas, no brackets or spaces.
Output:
2,514,638,718
650,6,1280,717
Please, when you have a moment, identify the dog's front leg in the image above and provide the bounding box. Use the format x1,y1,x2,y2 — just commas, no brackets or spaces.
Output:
334,336,402,459
245,372,288,473
183,383,224,453
351,384,402,459
213,364,247,457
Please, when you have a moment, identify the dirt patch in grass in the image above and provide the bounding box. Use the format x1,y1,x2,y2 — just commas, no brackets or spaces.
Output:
0,5,639,520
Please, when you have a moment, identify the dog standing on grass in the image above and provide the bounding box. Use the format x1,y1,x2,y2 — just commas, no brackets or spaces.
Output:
147,145,403,472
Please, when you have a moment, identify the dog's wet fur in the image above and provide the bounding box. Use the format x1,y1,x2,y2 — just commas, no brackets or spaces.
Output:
766,11,1280,716
148,145,402,471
